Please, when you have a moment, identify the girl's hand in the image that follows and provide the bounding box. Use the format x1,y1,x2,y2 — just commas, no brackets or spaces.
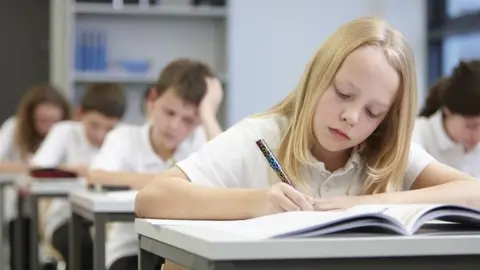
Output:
255,183,314,216
312,195,372,211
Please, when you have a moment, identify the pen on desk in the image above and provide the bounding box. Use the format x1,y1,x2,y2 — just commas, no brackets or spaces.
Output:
255,139,296,188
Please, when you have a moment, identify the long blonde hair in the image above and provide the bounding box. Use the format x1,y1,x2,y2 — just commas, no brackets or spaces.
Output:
261,17,418,195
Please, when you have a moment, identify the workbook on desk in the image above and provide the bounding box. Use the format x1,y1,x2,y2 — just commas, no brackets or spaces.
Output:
151,204,480,239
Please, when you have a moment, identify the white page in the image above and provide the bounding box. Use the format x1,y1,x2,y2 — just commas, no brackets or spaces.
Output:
105,190,138,200
146,211,355,239
348,204,443,234
200,211,362,239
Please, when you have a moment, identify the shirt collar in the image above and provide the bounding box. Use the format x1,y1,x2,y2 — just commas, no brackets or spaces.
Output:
430,110,460,151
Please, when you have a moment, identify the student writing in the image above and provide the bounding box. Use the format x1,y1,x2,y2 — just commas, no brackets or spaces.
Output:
414,60,480,178
29,82,126,270
88,59,224,270
135,17,480,221
0,84,71,270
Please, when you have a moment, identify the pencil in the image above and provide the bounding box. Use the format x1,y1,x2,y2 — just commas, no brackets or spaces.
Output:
255,139,296,188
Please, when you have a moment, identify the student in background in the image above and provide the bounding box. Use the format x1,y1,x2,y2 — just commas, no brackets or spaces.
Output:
414,60,480,178
88,59,224,270
135,17,480,222
0,84,71,169
30,82,126,270
0,84,71,270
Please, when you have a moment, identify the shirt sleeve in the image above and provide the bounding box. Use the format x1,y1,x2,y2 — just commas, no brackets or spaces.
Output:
189,126,208,153
176,119,263,188
0,117,17,161
90,128,132,172
30,122,70,167
411,118,427,149
403,141,437,190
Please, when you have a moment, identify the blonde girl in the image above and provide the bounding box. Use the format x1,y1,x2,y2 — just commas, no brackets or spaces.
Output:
135,17,480,220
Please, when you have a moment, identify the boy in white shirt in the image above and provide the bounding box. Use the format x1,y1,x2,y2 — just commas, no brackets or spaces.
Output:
88,59,223,270
414,60,480,178
30,82,126,270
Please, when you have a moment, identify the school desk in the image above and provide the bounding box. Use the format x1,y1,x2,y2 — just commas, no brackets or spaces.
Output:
135,219,480,270
69,190,136,270
14,177,85,270
0,175,15,270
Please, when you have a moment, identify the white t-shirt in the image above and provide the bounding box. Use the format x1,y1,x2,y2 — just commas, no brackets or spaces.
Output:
177,114,435,197
90,123,206,268
30,121,100,239
0,117,22,222
413,110,480,178
0,117,21,162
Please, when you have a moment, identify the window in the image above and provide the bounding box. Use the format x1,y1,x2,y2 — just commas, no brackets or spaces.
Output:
443,32,480,75
427,0,480,85
447,0,480,18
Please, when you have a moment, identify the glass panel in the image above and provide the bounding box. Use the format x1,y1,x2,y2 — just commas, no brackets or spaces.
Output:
447,0,480,18
442,31,480,75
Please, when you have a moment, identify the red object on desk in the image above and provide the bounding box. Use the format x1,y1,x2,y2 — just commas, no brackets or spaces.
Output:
29,168,78,178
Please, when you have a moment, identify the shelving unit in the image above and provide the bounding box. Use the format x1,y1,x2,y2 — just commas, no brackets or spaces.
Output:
72,2,227,17
51,0,228,125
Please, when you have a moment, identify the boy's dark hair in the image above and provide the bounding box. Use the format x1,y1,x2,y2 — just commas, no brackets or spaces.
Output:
81,83,126,118
155,59,215,106
15,84,72,158
418,76,449,117
442,60,480,116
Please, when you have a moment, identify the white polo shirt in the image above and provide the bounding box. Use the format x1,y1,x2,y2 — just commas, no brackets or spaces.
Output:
177,114,435,197
0,117,22,222
30,121,100,239
90,123,206,268
413,110,480,178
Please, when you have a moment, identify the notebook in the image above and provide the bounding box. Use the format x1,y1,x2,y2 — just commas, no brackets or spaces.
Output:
150,204,480,239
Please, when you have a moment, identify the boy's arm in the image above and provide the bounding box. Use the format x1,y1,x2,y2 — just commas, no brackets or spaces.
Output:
30,123,69,168
88,128,153,188
87,170,157,190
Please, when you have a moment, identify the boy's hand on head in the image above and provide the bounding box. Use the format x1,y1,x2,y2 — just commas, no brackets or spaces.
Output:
199,77,224,119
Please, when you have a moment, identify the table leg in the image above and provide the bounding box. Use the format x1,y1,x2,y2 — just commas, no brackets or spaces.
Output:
29,195,40,270
138,243,156,270
69,212,83,270
93,213,106,270
13,194,24,270
0,184,5,270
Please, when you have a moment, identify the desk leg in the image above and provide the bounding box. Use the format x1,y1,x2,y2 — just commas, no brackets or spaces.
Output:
29,195,40,270
0,184,5,270
138,244,156,270
69,212,82,270
93,213,106,270
13,194,24,270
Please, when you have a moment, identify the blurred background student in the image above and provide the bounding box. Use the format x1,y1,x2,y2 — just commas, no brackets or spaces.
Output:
0,83,71,270
30,82,127,270
414,60,480,178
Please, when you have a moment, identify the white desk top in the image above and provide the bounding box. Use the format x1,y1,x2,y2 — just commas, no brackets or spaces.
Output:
0,173,23,184
69,190,137,213
135,218,480,261
16,177,86,195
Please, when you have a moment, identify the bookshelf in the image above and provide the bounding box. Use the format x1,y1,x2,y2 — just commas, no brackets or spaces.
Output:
51,0,228,125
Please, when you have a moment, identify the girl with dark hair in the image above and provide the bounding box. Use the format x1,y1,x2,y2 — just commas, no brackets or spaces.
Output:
414,60,480,177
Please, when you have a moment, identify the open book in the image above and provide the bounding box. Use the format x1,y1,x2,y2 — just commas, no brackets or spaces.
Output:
150,204,480,239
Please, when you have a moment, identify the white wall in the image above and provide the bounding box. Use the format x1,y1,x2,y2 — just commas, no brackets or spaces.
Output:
227,0,427,126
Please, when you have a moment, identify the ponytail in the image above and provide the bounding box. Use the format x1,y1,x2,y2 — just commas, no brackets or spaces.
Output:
419,77,449,117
